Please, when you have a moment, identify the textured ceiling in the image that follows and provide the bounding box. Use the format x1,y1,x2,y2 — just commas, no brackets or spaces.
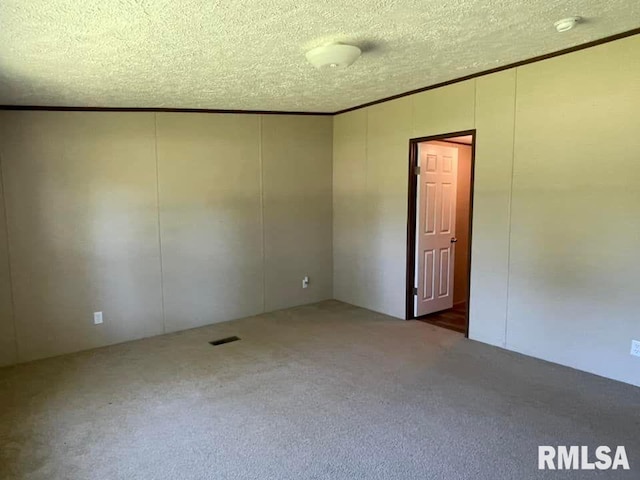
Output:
1,0,639,112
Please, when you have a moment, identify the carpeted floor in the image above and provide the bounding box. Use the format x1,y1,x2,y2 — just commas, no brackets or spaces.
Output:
0,300,638,479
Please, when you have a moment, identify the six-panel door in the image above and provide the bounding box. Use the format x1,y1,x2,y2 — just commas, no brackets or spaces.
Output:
415,142,458,317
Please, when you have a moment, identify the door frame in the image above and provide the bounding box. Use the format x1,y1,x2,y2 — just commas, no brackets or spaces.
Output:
405,129,477,338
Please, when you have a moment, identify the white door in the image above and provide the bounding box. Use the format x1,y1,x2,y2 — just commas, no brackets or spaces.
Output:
415,142,458,317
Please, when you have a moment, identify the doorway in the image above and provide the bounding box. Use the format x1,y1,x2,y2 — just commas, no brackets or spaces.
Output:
405,130,476,336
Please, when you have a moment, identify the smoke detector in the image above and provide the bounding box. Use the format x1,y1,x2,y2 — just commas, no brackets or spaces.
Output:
554,17,581,33
305,44,361,70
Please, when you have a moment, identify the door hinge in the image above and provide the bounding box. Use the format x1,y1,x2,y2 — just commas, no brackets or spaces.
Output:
412,287,418,296
413,165,420,175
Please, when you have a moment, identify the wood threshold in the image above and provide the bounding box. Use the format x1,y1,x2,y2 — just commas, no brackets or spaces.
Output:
415,317,466,335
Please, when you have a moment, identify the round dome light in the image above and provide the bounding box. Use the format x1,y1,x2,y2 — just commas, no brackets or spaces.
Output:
305,44,361,70
554,16,581,33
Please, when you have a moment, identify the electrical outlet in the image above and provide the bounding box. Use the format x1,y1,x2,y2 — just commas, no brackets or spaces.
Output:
631,340,640,357
302,276,309,289
93,311,103,325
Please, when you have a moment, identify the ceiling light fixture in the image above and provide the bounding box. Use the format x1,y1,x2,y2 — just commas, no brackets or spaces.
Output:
305,44,361,70
554,16,581,33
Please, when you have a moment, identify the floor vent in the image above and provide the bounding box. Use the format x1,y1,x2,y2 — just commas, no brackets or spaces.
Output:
209,336,240,346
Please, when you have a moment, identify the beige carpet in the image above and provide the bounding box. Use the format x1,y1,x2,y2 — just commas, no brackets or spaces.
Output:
0,300,638,479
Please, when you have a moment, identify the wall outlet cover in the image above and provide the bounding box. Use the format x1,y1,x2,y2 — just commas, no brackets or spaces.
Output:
631,340,640,357
94,311,103,325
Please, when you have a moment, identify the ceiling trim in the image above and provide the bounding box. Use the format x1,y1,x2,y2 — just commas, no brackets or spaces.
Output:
334,26,640,115
0,105,333,116
0,27,638,117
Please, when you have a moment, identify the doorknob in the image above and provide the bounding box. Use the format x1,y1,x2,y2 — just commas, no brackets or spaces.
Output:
450,237,458,243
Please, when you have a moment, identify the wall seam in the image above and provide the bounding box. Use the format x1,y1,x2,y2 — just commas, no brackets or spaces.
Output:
0,149,19,363
364,110,369,196
363,109,369,308
331,118,336,300
329,117,335,300
153,113,167,333
503,69,519,348
258,116,267,313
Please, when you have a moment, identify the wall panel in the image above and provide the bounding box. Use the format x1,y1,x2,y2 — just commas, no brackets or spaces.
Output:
412,80,475,138
0,112,163,362
508,36,640,385
262,116,333,311
156,113,263,332
468,70,516,347
365,97,412,318
332,109,369,307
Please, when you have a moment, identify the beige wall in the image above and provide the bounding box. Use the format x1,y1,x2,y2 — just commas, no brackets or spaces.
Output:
469,70,516,347
156,113,264,332
0,112,164,363
333,109,369,310
0,111,332,364
507,37,640,385
333,35,640,386
262,116,333,311
365,98,414,317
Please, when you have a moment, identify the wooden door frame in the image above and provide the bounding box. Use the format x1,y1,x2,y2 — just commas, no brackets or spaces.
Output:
405,129,477,338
